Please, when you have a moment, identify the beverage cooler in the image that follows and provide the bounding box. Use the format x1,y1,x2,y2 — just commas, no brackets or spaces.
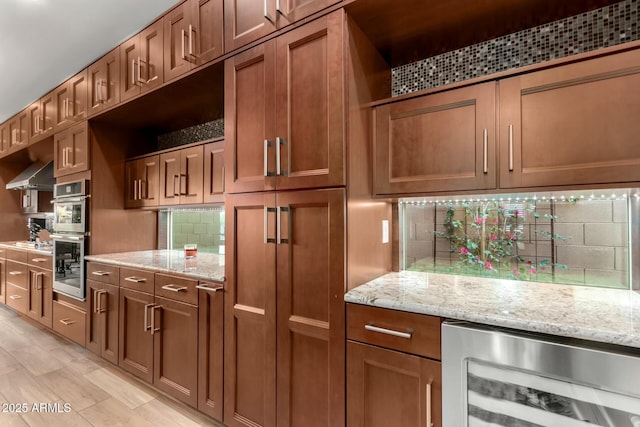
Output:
442,322,640,426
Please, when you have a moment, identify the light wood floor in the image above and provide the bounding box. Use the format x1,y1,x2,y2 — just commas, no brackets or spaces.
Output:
0,304,223,427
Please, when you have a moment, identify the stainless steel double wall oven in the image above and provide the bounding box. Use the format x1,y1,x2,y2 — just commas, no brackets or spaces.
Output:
51,180,88,300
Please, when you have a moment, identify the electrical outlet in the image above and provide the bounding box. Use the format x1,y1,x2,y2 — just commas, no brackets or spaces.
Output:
382,220,389,244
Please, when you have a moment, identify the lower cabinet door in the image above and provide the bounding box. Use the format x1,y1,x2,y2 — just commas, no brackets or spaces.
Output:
119,288,154,383
347,341,442,427
153,296,198,408
88,281,120,365
198,284,224,420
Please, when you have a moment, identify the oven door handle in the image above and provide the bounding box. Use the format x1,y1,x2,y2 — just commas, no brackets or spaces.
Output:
51,195,90,203
51,234,84,241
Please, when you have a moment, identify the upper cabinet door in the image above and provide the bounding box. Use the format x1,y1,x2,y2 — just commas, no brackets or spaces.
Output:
164,1,195,81
225,42,277,194
275,0,340,26
9,109,29,152
120,19,163,102
55,70,87,130
159,150,182,205
88,47,121,117
499,48,640,189
374,81,497,195
224,0,276,53
193,0,224,64
180,145,204,204
54,122,89,177
28,90,55,144
0,123,8,157
274,11,345,191
204,140,225,203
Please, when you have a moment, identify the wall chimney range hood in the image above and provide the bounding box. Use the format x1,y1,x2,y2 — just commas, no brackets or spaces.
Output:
6,161,54,191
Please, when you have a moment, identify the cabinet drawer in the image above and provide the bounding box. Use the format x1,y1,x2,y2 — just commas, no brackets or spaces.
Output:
155,274,198,305
53,300,86,346
5,283,28,314
5,248,28,264
87,262,119,285
28,253,52,270
5,260,28,289
347,303,442,360
119,267,155,293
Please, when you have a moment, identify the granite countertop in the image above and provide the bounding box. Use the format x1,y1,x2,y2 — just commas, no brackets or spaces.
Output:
85,250,225,283
0,241,53,256
345,271,640,349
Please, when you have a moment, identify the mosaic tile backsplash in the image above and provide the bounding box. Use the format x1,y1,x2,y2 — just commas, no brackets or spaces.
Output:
392,0,639,96
157,119,224,150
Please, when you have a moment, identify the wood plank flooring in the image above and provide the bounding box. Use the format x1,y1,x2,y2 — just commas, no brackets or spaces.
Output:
0,304,223,427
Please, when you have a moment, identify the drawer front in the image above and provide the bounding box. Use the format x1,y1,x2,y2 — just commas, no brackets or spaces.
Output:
53,300,86,346
5,283,28,314
87,262,119,285
6,260,28,289
28,253,52,270
119,267,155,293
6,248,28,264
347,303,442,360
155,274,198,305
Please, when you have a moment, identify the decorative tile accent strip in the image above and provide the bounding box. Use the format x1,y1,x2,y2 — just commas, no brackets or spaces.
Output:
392,0,639,96
157,118,224,150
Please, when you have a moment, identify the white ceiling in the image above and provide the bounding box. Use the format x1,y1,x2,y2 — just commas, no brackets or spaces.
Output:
0,0,180,123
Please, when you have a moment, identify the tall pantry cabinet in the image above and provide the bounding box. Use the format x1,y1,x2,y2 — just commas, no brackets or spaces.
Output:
224,9,346,427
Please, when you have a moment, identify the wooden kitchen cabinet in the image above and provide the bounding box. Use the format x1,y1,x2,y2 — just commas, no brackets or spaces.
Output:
499,48,640,189
53,298,87,346
54,121,89,177
28,89,56,143
26,253,53,329
223,0,338,53
225,10,345,194
120,19,164,102
119,287,154,383
153,295,199,407
0,123,8,157
347,341,442,427
203,140,225,203
198,281,224,420
159,145,204,205
88,47,121,117
54,70,88,130
373,81,496,195
346,304,443,427
225,187,345,427
8,109,29,152
164,0,224,81
125,155,159,208
86,280,119,365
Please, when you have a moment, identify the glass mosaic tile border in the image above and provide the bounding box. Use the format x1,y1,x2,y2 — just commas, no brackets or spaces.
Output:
392,0,639,96
157,118,224,151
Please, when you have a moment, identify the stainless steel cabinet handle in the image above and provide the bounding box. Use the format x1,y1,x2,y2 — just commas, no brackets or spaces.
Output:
91,271,110,276
151,305,161,335
364,324,413,339
161,284,187,292
93,289,99,313
59,319,75,326
97,290,107,313
131,59,136,86
508,124,514,172
264,207,277,244
137,56,142,84
8,295,21,300
133,178,138,201
277,206,290,244
263,0,275,23
144,303,153,332
173,175,180,196
34,272,43,290
426,382,433,427
124,277,146,283
275,137,289,176
181,29,186,60
95,80,100,103
276,0,285,15
8,271,22,276
188,24,194,56
31,258,49,263
139,179,144,200
264,139,274,177
483,128,488,174
196,284,224,292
